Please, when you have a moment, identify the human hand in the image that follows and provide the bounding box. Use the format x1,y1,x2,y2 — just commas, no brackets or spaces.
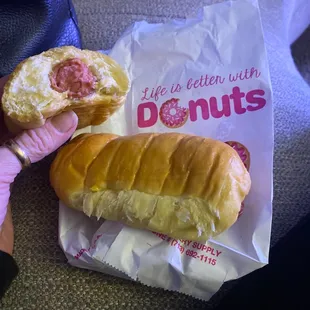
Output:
0,75,78,255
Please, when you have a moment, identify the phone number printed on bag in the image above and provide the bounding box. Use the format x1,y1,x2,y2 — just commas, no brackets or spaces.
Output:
186,250,217,265
152,232,222,266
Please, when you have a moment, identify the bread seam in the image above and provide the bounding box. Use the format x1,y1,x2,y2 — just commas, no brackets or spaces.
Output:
129,134,155,190
84,135,119,191
159,135,187,195
203,152,222,229
173,136,205,197
131,134,157,190
201,150,221,199
213,157,237,224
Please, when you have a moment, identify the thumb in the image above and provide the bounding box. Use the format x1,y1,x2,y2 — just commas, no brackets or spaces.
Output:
0,110,77,227
15,110,78,164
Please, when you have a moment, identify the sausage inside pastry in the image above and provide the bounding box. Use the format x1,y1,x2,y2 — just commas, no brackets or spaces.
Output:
1,46,130,132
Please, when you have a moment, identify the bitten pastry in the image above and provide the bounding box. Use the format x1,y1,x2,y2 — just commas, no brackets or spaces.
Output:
50,132,251,242
2,46,130,132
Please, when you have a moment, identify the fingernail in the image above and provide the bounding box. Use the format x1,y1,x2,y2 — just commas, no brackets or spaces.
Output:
51,111,78,133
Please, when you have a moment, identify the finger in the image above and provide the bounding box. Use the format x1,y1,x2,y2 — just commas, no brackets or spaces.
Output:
0,110,78,227
14,110,78,164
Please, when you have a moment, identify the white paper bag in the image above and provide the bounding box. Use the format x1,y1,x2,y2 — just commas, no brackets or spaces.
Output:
59,0,273,301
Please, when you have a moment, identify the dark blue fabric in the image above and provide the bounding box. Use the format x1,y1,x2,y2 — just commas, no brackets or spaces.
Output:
0,0,82,77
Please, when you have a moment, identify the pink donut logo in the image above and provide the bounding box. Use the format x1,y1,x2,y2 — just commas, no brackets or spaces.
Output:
159,98,189,128
225,141,251,218
225,141,250,170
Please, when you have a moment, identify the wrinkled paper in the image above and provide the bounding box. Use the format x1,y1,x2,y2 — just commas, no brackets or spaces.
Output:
59,0,273,301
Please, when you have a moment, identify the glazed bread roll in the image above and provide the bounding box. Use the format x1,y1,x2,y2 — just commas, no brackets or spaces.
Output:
2,46,130,132
50,132,251,241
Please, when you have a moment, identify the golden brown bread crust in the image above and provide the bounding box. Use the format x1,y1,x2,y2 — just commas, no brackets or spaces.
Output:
2,46,130,133
50,132,251,241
